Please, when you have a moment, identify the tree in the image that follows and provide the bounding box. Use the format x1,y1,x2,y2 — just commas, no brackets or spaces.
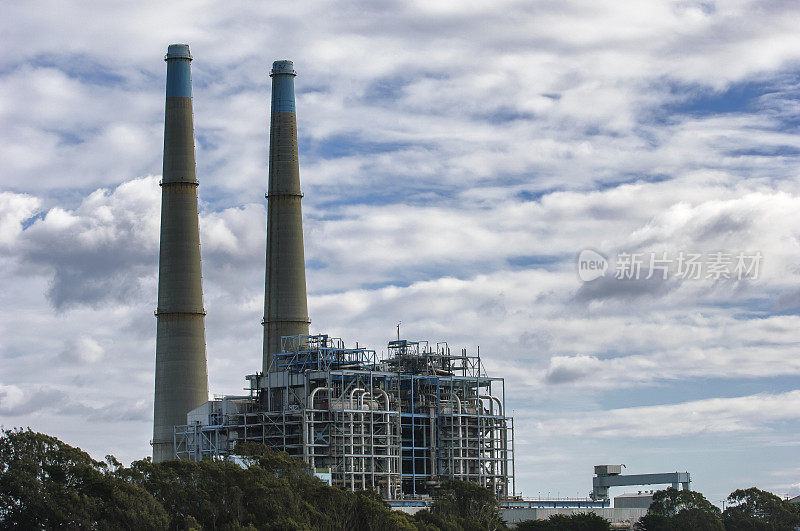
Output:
343,489,417,531
427,479,507,531
233,441,417,530
413,508,460,531
124,441,422,530
634,487,723,531
128,453,332,530
0,428,168,530
722,487,800,531
517,512,611,530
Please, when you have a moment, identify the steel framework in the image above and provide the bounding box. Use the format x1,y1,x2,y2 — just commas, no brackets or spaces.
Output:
175,334,514,499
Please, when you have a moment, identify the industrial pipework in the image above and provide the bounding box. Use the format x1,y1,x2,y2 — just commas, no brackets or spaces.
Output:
152,44,209,463
262,60,310,373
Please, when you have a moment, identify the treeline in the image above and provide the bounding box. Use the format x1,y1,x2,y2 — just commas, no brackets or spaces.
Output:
518,485,800,531
632,486,800,531
0,428,503,530
1,428,798,530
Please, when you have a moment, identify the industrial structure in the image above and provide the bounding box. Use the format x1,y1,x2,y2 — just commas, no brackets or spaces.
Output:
614,492,657,509
592,465,691,502
152,44,209,463
160,55,515,499
176,335,514,498
262,60,310,375
148,48,699,521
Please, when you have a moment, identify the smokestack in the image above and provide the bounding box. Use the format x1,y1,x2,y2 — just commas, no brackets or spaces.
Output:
152,44,209,462
262,60,310,373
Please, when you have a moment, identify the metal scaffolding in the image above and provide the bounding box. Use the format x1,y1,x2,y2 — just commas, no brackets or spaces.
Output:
175,334,514,500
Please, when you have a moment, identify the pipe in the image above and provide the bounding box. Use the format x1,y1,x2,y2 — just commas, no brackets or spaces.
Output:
452,393,463,476
359,392,371,410
308,386,332,408
480,394,503,416
429,406,436,480
480,395,503,492
349,388,365,409
373,388,390,412
360,388,390,411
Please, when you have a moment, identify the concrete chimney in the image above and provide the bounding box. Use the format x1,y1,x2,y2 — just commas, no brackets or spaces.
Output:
152,44,209,462
262,60,310,373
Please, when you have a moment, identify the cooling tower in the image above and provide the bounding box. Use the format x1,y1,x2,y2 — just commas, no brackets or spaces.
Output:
262,60,310,373
152,44,209,462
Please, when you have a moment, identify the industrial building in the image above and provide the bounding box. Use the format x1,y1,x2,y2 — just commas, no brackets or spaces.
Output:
152,46,515,499
151,47,691,518
592,465,690,502
175,335,514,498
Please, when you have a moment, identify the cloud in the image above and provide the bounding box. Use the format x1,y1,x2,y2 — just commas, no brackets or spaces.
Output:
775,287,800,311
2,0,800,500
0,382,149,422
16,168,798,316
0,384,66,416
529,390,800,438
2,179,266,311
526,312,800,388
59,335,104,364
545,355,602,384
14,177,161,309
574,275,678,302
1,1,799,200
0,192,40,249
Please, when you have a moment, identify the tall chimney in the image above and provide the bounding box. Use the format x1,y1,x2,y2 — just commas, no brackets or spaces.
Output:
152,44,209,462
262,60,310,373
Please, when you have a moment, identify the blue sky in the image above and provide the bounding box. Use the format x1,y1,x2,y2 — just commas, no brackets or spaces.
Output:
1,0,800,506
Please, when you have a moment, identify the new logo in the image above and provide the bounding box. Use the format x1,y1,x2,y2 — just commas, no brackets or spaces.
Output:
577,249,608,282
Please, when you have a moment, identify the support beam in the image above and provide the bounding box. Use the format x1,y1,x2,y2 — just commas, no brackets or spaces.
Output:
592,471,691,500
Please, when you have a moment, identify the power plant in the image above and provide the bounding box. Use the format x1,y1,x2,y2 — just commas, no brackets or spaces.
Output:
151,46,690,523
152,44,209,464
151,46,514,498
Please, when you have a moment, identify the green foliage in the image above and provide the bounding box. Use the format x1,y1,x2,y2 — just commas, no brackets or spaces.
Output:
634,487,723,531
647,487,723,519
722,487,800,531
427,479,507,531
128,451,340,530
516,512,611,530
28,428,798,531
413,508,461,531
0,427,169,530
0,429,421,530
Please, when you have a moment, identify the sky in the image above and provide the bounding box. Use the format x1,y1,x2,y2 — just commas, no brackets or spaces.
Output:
1,0,800,506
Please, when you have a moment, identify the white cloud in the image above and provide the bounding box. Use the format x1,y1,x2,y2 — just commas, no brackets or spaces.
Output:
60,335,104,364
0,383,66,417
0,192,40,248
14,177,161,308
0,384,26,412
527,390,800,438
2,0,800,500
5,173,799,389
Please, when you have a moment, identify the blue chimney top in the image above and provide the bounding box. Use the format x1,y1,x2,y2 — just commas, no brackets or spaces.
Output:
164,44,192,98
